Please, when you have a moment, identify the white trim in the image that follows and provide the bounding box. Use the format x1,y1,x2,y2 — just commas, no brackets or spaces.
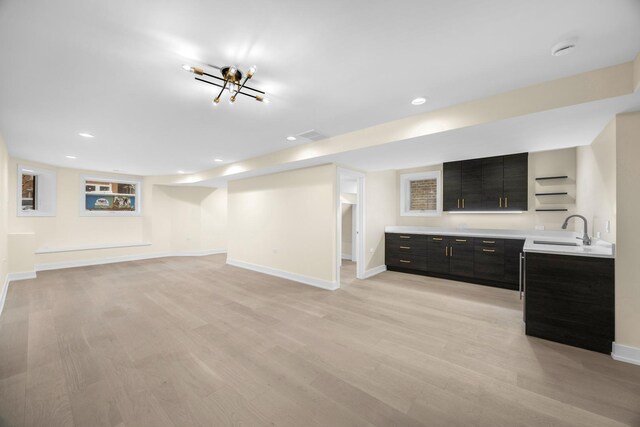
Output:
0,275,9,316
35,249,227,272
7,271,37,281
36,241,152,254
363,265,387,279
612,342,640,366
226,258,339,291
400,170,442,217
341,253,352,260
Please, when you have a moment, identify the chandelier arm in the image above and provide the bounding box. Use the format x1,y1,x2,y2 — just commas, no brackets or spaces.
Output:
201,71,265,94
195,78,260,100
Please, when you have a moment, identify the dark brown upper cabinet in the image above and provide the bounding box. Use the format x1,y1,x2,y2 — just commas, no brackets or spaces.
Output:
444,153,528,212
443,159,482,211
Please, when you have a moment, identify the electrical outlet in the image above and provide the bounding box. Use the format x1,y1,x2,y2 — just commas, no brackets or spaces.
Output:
605,220,611,233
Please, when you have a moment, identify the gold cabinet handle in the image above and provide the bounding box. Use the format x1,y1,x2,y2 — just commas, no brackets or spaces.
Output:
399,260,411,263
505,197,508,208
432,237,443,241
457,199,460,208
483,249,495,253
445,247,448,256
462,198,465,209
450,247,453,257
499,197,502,208
455,239,467,242
483,240,495,244
399,246,411,249
399,235,411,239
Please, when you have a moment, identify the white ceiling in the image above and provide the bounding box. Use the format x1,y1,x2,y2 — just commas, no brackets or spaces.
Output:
1,0,639,176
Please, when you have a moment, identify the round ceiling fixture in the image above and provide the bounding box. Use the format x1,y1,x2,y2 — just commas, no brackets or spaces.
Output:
78,132,94,138
214,158,224,162
551,40,577,57
286,136,297,141
65,155,77,159
411,97,427,106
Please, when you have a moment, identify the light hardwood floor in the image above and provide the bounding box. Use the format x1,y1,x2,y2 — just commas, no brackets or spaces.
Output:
1,255,639,426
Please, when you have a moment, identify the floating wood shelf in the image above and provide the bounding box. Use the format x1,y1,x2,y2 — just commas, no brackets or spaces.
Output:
535,192,568,196
535,208,568,212
535,175,568,181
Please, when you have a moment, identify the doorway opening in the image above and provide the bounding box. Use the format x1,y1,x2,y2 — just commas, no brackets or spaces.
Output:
337,168,365,287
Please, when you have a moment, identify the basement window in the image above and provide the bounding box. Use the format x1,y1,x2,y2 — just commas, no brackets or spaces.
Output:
400,171,442,217
81,176,141,216
17,165,57,217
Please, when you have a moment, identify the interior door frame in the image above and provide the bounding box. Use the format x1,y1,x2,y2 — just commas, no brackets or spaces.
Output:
336,167,366,286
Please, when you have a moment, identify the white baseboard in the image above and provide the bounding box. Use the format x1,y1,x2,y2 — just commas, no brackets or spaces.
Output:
226,258,339,291
35,249,227,272
341,253,353,260
0,275,9,317
7,271,38,281
612,342,640,366
364,265,387,279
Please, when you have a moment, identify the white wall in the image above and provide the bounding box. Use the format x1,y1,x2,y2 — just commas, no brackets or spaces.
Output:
576,119,616,242
7,159,227,272
0,134,9,294
615,111,640,350
341,204,353,259
364,170,396,272
227,164,337,286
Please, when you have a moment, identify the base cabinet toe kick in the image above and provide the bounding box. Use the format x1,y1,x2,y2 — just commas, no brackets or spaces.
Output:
385,233,524,290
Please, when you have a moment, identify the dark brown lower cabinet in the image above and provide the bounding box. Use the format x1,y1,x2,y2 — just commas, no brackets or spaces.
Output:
525,252,614,354
388,233,523,290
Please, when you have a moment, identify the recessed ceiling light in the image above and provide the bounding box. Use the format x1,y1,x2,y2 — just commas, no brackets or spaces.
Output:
286,136,297,141
177,170,185,174
411,97,427,106
78,132,94,138
65,155,77,159
214,158,223,162
551,40,577,57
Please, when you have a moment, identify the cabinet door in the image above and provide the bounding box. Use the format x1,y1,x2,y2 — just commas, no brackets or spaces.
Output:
427,236,449,274
503,153,528,211
481,156,504,210
460,159,482,210
449,238,474,277
474,243,505,281
504,239,524,286
443,162,461,211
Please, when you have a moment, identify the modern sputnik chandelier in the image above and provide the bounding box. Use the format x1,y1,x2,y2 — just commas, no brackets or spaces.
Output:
182,64,268,105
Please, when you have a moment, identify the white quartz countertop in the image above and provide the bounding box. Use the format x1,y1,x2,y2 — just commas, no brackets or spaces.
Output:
384,226,575,240
384,226,615,258
523,237,615,259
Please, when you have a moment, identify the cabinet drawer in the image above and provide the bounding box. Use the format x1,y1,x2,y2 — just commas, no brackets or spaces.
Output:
474,238,504,251
386,233,428,244
385,253,427,271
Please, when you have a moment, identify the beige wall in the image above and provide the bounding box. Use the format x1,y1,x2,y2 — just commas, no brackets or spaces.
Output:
364,170,397,272
576,120,617,242
7,159,227,272
227,164,337,284
0,134,8,286
341,204,352,259
615,111,640,349
394,148,577,231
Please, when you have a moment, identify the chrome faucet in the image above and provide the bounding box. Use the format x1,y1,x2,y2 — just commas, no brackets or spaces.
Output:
561,215,591,246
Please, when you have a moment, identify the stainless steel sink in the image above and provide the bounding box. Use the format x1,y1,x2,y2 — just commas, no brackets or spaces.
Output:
533,240,578,247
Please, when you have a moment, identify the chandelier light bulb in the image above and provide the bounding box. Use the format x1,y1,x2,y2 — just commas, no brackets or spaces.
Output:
213,97,220,105
248,65,257,77
182,64,193,72
228,66,237,76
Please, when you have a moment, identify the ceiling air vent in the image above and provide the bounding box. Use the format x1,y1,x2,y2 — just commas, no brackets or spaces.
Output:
297,129,327,141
